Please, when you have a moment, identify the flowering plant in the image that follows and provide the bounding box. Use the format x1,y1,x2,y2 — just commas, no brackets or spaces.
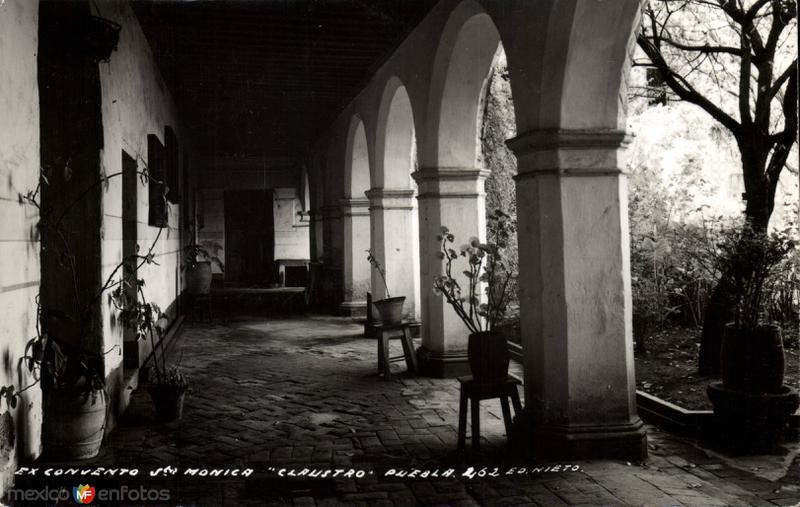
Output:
433,209,516,333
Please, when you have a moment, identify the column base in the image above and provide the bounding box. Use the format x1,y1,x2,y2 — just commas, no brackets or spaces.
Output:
339,300,367,317
416,346,470,378
511,411,647,461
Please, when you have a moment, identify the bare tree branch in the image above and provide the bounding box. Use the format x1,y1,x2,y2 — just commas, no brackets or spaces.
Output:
766,69,798,183
637,30,741,134
766,58,797,102
653,35,743,56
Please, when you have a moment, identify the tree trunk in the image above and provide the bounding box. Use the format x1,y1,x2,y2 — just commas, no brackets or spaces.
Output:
698,154,772,376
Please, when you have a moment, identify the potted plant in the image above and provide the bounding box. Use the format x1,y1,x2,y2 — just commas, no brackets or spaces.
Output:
182,226,225,296
433,210,517,383
9,159,180,457
111,277,189,422
366,250,405,325
12,165,164,459
23,310,108,460
706,222,799,451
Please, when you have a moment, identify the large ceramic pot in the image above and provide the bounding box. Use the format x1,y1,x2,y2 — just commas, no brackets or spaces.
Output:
468,331,509,384
185,261,212,295
707,382,799,452
43,389,106,460
373,296,405,325
721,323,784,393
148,384,187,422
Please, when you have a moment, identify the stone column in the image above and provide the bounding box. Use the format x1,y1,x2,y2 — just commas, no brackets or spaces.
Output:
321,204,343,311
365,188,419,319
507,129,646,461
340,197,371,316
413,168,488,377
309,209,324,263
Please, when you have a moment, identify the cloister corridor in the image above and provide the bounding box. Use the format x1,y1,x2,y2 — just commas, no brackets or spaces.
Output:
13,315,797,506
2,0,798,505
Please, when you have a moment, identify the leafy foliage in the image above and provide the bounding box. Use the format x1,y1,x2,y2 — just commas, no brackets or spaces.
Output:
433,210,517,334
716,222,797,332
480,48,519,309
182,220,225,272
4,161,185,410
109,253,185,388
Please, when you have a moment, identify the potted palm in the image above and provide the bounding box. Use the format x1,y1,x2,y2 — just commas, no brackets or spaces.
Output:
707,222,799,451
366,250,405,325
433,210,517,383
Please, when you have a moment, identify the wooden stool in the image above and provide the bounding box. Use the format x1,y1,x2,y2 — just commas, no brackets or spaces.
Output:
457,375,522,451
376,322,418,379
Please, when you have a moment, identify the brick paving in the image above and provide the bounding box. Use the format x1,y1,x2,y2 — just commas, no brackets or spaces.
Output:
59,316,800,505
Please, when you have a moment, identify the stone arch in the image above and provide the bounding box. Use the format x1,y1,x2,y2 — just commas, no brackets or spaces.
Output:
414,1,507,377
494,0,641,132
339,115,372,315
369,76,420,319
423,1,502,169
374,76,417,189
559,1,640,129
344,115,371,198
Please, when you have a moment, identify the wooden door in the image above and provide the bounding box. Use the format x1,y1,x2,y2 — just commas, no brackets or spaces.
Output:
224,190,274,285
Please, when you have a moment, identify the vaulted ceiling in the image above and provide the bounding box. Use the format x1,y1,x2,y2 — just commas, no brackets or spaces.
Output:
132,0,438,159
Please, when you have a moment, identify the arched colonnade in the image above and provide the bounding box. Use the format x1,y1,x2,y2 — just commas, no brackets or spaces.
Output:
308,0,645,461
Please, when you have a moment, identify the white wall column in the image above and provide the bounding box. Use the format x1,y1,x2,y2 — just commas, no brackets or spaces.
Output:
366,188,419,319
340,197,371,316
508,129,645,461
413,167,488,377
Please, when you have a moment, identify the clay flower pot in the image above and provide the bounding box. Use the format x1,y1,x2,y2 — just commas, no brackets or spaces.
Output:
468,330,509,384
148,384,187,422
185,261,213,295
43,389,106,460
721,323,784,394
373,296,406,325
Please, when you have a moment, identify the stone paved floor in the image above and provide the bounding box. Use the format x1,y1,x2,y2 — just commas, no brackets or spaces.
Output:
42,316,800,505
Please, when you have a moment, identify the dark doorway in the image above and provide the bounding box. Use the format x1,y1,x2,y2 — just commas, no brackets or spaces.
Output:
224,190,274,285
37,0,105,343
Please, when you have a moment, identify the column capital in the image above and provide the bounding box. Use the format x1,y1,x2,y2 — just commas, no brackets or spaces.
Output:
507,128,632,179
365,188,416,210
273,187,297,200
339,197,370,217
413,167,490,182
412,167,489,200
